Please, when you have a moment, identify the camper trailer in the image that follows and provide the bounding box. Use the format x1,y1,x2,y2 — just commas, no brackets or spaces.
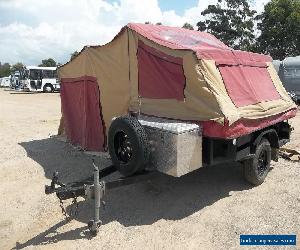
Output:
22,66,60,92
57,23,296,182
46,24,297,234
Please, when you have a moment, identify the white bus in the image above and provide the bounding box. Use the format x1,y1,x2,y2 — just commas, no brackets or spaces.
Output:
22,66,60,92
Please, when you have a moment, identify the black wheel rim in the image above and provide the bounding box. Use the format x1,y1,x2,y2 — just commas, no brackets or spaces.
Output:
114,131,133,163
257,149,268,176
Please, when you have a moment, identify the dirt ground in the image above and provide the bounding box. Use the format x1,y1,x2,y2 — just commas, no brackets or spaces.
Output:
0,88,299,250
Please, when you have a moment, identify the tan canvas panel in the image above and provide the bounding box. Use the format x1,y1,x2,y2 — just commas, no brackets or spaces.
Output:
197,59,239,124
59,49,94,78
59,31,131,136
86,32,130,134
238,99,296,119
127,29,224,123
266,62,294,103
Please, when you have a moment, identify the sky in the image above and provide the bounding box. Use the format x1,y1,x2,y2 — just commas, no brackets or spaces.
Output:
0,0,270,66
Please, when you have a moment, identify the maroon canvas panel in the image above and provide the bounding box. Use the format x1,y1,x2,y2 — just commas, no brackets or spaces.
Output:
61,76,105,151
201,108,297,139
128,23,230,52
219,65,281,107
61,81,84,148
137,41,186,100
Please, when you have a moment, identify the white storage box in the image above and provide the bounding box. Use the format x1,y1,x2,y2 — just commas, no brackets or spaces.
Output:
138,115,203,177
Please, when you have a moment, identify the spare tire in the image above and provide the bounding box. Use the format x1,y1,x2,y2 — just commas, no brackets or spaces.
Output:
108,116,150,176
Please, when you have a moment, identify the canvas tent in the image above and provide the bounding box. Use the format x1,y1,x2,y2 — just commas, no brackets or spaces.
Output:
58,23,297,152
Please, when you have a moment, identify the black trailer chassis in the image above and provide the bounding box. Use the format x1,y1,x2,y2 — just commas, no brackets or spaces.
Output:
45,121,292,235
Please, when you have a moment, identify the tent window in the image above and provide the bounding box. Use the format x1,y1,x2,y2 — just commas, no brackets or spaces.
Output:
137,40,185,101
218,65,281,107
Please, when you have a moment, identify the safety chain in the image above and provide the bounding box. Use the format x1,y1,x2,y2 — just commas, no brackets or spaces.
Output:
59,198,68,219
58,192,79,220
69,194,79,217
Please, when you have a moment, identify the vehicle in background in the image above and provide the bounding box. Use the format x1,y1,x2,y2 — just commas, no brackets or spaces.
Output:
273,56,300,104
0,77,11,87
272,60,281,73
21,66,60,92
10,71,20,89
282,56,300,103
288,92,298,104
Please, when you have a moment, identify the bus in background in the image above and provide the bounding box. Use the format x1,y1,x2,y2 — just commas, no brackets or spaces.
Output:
22,66,60,92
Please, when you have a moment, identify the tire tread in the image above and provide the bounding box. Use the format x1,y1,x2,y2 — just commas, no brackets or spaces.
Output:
243,138,271,186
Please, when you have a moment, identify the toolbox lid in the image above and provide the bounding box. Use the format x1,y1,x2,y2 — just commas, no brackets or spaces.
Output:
138,115,200,134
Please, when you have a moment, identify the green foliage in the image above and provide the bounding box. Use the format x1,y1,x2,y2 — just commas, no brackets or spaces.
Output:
256,0,300,60
196,0,256,51
11,62,25,74
39,58,57,67
182,23,194,30
70,51,79,61
0,62,11,77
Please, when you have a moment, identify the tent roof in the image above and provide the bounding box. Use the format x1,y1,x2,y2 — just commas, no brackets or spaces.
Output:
127,23,230,51
127,23,272,65
62,23,272,67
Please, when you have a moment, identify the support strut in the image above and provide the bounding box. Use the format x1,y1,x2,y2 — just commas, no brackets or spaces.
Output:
87,161,104,235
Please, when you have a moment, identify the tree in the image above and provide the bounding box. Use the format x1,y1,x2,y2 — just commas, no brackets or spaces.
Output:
256,0,300,60
70,51,79,61
196,0,256,51
39,58,57,67
182,23,194,30
0,62,11,77
10,62,25,74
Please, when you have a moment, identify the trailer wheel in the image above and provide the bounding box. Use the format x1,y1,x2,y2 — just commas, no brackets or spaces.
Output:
243,138,271,186
108,116,150,176
43,83,54,93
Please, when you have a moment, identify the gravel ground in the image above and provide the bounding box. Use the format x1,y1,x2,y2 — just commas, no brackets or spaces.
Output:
0,88,299,250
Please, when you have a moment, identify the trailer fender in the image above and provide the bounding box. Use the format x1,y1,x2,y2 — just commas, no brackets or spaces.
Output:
253,129,279,161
